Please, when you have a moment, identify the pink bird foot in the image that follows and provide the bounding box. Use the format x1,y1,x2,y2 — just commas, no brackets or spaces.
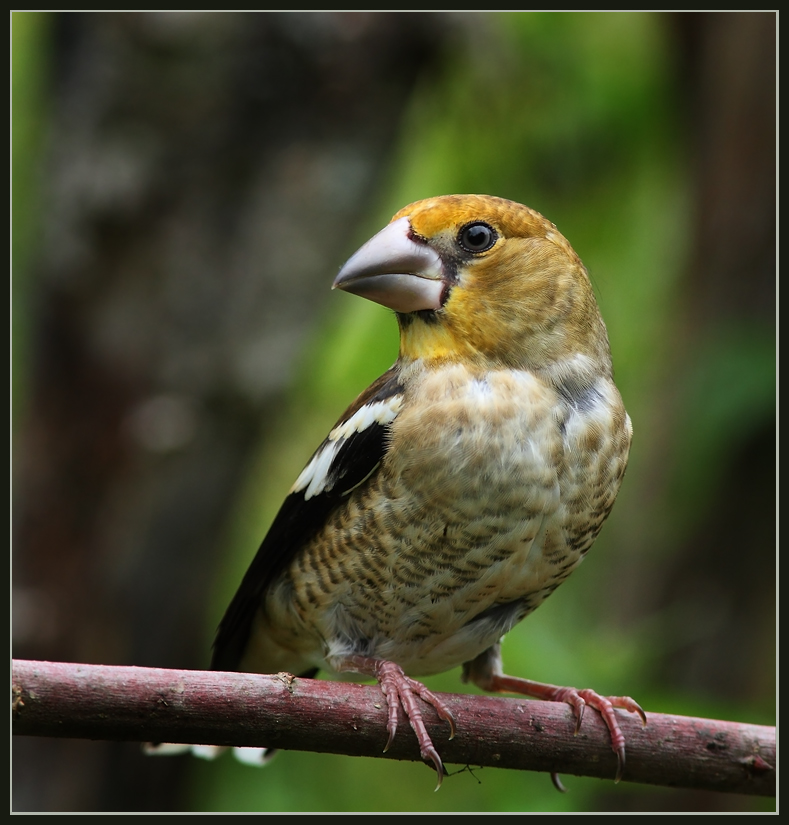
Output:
335,655,456,789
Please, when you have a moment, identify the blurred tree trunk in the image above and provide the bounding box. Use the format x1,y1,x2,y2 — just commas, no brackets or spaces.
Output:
598,10,776,812
662,9,775,705
12,11,451,812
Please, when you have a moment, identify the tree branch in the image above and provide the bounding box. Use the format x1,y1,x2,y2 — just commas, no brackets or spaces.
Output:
12,659,774,797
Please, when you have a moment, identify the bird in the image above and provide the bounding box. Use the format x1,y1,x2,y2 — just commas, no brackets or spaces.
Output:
210,194,644,787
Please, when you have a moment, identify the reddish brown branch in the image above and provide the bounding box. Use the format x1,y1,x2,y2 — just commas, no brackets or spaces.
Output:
12,659,774,796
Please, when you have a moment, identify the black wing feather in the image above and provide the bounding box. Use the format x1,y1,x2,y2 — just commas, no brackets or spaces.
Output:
211,367,403,672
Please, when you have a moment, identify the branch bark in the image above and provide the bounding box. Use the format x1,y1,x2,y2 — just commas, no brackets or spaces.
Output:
12,659,774,797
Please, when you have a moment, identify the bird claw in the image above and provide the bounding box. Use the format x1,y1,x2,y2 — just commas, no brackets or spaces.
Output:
376,660,455,789
570,697,585,734
556,686,645,782
465,665,645,784
550,772,568,793
615,745,626,784
337,656,455,789
546,689,640,787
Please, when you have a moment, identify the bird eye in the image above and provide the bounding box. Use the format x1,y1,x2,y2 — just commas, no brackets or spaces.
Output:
458,222,497,253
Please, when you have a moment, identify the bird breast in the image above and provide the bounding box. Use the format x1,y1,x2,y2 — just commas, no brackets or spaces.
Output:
267,362,630,677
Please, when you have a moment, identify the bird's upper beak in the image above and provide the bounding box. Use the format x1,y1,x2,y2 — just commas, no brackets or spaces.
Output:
332,217,445,313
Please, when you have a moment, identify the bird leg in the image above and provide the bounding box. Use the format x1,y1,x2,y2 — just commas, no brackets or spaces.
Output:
334,655,456,789
462,644,646,783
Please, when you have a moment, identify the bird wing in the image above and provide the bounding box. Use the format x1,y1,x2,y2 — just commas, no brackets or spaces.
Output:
210,366,404,672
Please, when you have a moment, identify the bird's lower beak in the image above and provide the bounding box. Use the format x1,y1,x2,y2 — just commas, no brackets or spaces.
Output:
332,217,445,313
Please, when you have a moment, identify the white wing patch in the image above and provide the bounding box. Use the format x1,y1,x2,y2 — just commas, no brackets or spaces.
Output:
290,395,403,500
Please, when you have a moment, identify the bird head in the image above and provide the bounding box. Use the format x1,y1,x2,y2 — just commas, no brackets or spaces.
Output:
333,194,612,373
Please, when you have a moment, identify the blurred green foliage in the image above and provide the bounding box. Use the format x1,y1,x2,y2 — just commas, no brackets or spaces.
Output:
12,11,50,429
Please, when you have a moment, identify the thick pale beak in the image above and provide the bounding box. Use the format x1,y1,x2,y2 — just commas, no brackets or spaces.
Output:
332,217,445,313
